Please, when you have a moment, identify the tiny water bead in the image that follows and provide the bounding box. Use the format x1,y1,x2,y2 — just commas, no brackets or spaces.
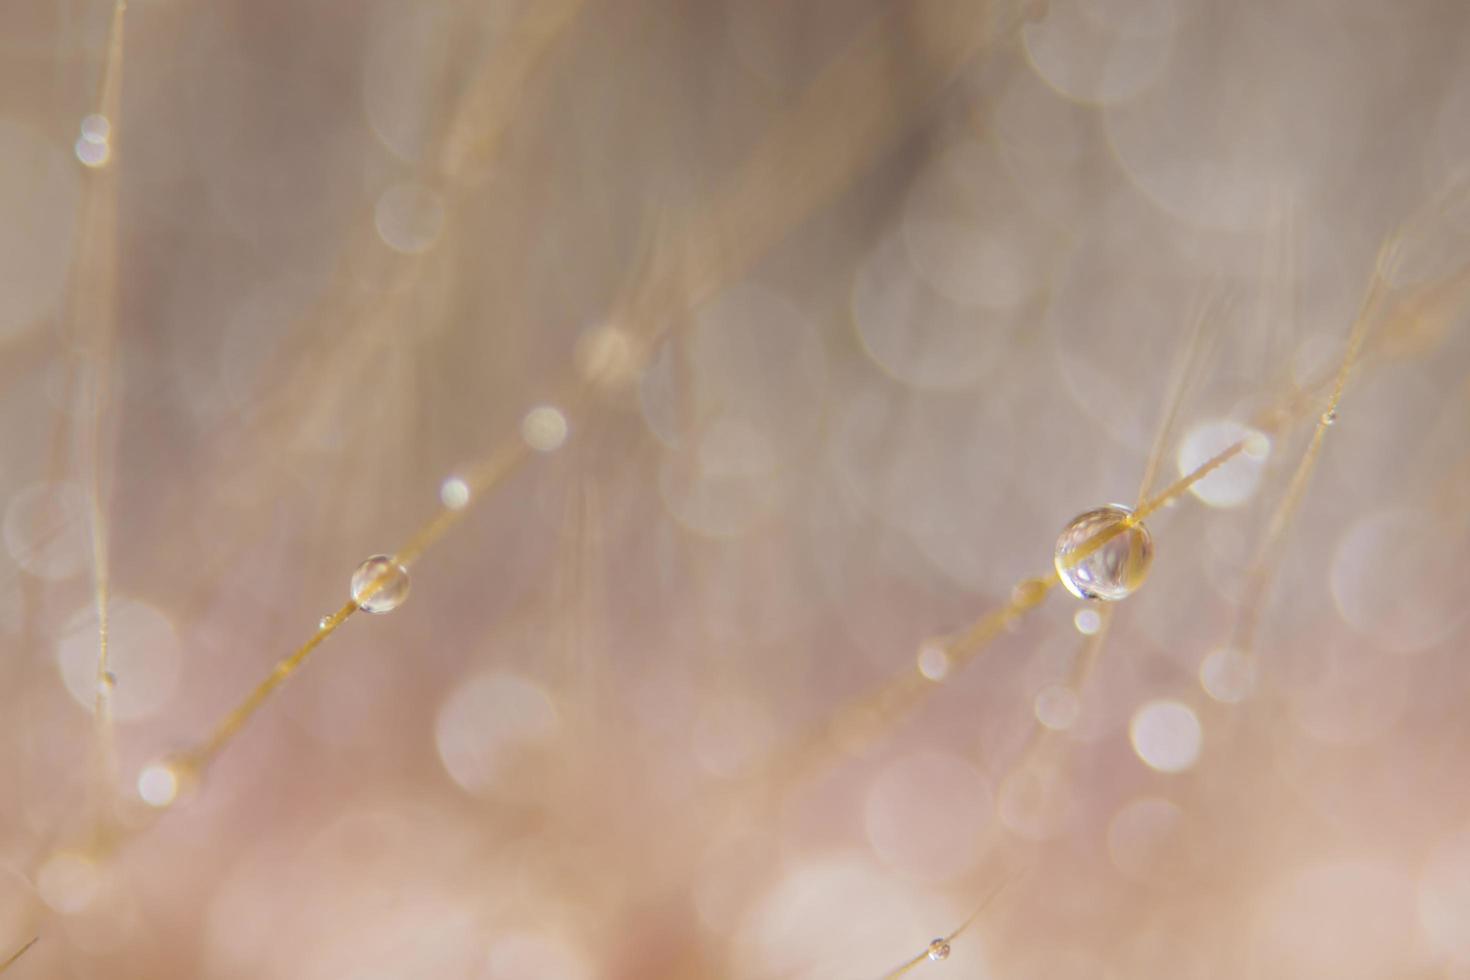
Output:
928,939,951,961
1321,408,1338,425
439,476,470,510
1053,504,1154,602
350,555,410,613
74,115,111,169
137,759,185,809
917,643,951,682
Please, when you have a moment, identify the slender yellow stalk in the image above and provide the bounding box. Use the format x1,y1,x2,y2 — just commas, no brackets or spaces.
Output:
73,0,130,798
881,877,1016,978
186,598,360,772
0,936,37,974
172,0,1008,792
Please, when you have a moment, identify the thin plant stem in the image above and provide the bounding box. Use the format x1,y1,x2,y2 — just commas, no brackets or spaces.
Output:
0,936,38,975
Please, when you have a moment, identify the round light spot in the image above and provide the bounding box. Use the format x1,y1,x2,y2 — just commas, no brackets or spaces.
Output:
1023,0,1174,106
1176,420,1269,508
1129,699,1201,773
439,477,470,510
901,142,1051,312
435,670,559,796
136,767,176,807
137,761,181,808
374,181,445,254
1107,796,1185,881
74,136,110,168
5,481,91,580
1073,607,1102,635
1034,684,1080,730
1331,508,1466,654
638,285,825,461
573,323,638,388
56,599,181,722
1419,830,1470,965
997,763,1073,840
656,440,779,539
79,114,110,143
864,751,991,881
37,851,100,914
852,230,1014,391
521,405,568,453
1199,647,1255,703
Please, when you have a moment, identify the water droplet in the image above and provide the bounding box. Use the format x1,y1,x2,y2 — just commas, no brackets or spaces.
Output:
36,851,100,913
74,136,109,168
1321,408,1338,425
5,481,91,581
917,643,950,682
373,181,445,254
439,477,470,510
1129,700,1202,773
1199,648,1255,703
928,938,951,961
1034,684,1080,730
137,761,179,808
350,555,410,614
1054,504,1154,602
318,616,332,630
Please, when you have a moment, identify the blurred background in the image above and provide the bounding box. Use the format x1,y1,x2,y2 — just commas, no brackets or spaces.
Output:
2,0,1470,976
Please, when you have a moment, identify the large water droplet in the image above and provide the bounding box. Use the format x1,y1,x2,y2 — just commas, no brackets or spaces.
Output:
1054,504,1154,601
351,555,410,614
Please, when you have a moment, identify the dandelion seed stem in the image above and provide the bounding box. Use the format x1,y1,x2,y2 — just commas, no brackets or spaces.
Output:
0,936,38,974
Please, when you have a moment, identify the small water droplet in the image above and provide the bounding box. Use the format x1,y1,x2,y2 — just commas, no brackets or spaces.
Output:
1054,504,1154,602
318,616,332,630
439,477,470,510
1321,408,1338,426
917,643,950,682
928,938,951,961
136,755,198,809
350,555,410,614
74,136,109,168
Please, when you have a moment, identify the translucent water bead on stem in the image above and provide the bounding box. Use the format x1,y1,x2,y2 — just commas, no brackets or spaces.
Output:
927,939,951,961
1053,504,1154,601
351,555,411,613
